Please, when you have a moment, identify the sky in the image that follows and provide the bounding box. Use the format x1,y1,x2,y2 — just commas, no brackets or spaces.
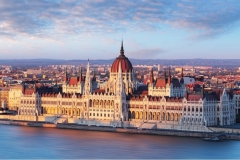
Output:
0,0,240,60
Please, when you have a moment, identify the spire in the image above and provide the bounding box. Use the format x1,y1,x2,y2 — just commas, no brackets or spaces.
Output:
202,84,205,99
168,67,171,84
86,59,89,72
64,67,67,82
79,66,82,81
92,69,96,81
116,62,124,96
120,39,124,55
184,87,188,99
34,81,37,93
118,62,122,77
180,67,184,84
84,59,92,95
22,82,25,94
149,67,154,84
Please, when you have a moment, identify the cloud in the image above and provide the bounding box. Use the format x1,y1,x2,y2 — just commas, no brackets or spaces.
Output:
128,48,166,58
0,0,240,39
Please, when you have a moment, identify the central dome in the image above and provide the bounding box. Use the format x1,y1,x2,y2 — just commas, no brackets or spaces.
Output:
111,41,133,73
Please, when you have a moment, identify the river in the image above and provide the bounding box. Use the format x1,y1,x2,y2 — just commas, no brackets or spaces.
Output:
0,125,240,159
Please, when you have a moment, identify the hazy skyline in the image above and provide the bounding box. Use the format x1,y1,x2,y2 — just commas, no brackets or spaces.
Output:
0,0,240,60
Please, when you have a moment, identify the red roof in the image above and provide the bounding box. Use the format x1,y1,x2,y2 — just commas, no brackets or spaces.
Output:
155,78,166,88
187,94,202,101
68,77,79,85
24,88,35,95
111,55,133,73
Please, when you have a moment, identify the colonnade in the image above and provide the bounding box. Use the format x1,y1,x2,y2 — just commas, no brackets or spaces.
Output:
128,110,182,121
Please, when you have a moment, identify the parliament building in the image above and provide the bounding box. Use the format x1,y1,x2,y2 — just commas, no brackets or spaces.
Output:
17,41,236,131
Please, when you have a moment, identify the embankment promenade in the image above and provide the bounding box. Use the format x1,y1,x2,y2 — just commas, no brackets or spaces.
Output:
1,119,240,140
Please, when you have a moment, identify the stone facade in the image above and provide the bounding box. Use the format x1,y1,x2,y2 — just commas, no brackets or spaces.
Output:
15,42,237,131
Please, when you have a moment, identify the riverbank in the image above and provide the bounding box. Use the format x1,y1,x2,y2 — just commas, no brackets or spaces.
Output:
1,119,240,140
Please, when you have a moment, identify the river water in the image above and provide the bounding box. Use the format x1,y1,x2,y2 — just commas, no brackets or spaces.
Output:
1,125,240,159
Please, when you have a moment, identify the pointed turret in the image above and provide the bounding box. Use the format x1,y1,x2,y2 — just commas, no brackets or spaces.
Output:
184,87,188,99
116,62,125,96
22,82,25,94
164,68,167,82
201,84,205,99
180,67,184,84
149,67,154,84
78,66,82,82
92,69,96,81
168,67,171,85
84,60,92,95
34,81,37,93
64,67,67,82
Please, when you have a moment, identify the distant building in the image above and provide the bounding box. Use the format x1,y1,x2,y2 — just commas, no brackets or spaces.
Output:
26,69,42,75
183,77,195,85
157,64,163,72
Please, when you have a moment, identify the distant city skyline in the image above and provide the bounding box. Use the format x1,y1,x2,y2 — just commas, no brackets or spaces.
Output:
0,0,240,59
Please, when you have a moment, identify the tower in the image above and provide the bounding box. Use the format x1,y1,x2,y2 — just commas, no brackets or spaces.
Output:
168,67,171,85
149,67,154,85
84,60,92,95
115,62,126,122
108,40,135,95
78,66,82,81
116,63,125,96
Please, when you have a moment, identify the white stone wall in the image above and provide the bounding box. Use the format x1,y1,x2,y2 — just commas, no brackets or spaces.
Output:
62,82,84,94
181,99,204,127
148,84,185,98
19,93,41,116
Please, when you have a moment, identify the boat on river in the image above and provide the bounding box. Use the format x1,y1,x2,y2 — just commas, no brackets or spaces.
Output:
204,137,220,141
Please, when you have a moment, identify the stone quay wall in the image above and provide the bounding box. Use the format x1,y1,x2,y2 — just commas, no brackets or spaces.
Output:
1,119,240,140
